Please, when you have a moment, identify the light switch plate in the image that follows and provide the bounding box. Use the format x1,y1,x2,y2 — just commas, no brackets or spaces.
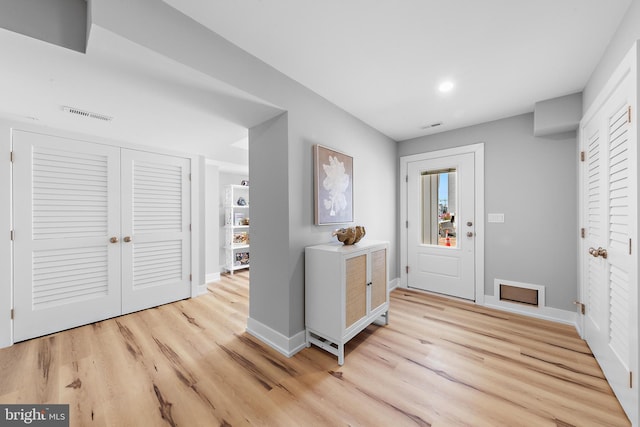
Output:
488,213,505,223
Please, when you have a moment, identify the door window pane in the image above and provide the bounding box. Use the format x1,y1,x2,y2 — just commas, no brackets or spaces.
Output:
421,169,457,247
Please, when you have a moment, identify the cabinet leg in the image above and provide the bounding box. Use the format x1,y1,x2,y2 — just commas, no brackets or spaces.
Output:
338,343,344,366
384,310,389,325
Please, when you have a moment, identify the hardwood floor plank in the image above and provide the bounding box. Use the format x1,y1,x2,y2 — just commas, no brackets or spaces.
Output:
0,271,630,426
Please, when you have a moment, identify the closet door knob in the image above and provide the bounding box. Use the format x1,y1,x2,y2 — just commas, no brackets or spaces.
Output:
123,236,132,243
110,237,119,244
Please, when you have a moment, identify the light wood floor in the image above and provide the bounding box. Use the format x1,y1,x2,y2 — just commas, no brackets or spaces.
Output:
0,271,630,426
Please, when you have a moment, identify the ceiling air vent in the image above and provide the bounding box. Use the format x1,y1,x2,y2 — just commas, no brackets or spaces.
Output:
420,122,443,130
62,106,113,122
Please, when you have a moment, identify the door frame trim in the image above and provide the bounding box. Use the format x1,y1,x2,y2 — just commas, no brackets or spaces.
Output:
400,143,485,304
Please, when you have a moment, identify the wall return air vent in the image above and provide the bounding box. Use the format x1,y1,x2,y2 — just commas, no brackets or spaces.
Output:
62,106,113,122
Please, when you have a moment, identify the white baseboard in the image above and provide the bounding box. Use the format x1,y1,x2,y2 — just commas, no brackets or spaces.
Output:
484,294,577,327
389,277,400,292
246,317,307,358
391,280,578,331
197,272,221,296
206,272,221,284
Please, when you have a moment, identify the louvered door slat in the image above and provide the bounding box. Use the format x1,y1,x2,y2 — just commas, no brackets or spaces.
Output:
132,161,183,234
32,148,109,240
13,131,121,342
606,104,631,369
121,150,191,314
585,128,607,331
587,131,602,243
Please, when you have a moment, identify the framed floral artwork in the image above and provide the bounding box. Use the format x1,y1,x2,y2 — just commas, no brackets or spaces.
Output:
313,144,353,225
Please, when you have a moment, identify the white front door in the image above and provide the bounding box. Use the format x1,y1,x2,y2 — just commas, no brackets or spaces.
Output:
13,131,122,341
580,64,637,423
121,149,191,314
407,152,476,300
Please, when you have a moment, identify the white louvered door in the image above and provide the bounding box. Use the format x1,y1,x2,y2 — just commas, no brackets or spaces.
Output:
580,62,637,423
121,150,191,314
13,131,121,341
13,132,192,342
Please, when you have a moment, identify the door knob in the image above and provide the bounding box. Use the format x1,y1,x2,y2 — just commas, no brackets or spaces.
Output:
123,236,132,243
467,221,473,227
110,236,119,244
466,232,474,237
588,247,608,259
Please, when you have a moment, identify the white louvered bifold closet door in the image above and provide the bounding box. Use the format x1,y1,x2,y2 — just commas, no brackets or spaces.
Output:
120,149,191,314
13,131,121,341
581,63,637,422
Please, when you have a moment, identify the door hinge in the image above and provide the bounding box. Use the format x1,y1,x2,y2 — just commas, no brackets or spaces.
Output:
10,309,14,320
189,274,192,282
10,230,14,241
580,228,585,238
405,175,408,183
10,151,14,163
573,301,585,315
406,220,408,228
630,371,633,388
630,238,632,255
189,173,192,181
406,265,410,274
628,106,632,124
189,224,192,232
580,151,585,162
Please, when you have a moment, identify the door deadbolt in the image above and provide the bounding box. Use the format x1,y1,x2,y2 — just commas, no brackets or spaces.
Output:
467,221,473,227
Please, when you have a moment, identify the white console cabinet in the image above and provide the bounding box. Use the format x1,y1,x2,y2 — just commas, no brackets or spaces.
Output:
305,240,389,365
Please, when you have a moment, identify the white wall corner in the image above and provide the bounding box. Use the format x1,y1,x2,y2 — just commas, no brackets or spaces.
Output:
197,283,208,296
389,277,401,292
205,272,221,284
246,317,307,358
198,272,221,296
190,154,205,298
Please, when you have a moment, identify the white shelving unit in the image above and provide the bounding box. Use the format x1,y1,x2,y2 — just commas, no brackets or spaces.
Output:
224,184,250,274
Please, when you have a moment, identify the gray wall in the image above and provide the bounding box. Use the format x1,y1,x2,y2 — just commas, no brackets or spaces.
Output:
249,114,292,334
89,0,398,339
0,0,87,53
398,113,578,311
584,1,639,112
205,163,220,280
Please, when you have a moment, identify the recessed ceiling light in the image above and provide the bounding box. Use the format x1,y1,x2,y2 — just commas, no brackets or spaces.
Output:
438,81,455,93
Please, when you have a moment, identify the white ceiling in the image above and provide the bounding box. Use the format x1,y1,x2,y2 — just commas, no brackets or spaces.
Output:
0,24,282,171
0,0,632,169
164,0,632,141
